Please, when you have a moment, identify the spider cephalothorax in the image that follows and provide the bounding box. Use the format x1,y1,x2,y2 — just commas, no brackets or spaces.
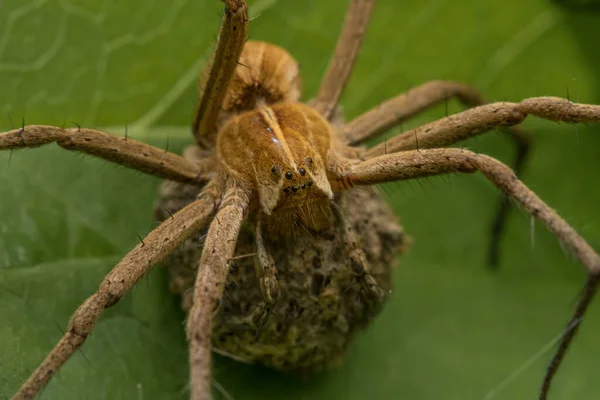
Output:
4,1,600,400
217,101,335,232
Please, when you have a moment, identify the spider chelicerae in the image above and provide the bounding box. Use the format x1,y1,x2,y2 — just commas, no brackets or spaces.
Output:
2,1,600,399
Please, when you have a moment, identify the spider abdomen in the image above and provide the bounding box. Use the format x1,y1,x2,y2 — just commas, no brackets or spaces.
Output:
221,41,302,116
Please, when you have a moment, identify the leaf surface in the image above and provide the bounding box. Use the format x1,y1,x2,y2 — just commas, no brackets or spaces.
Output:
1,0,600,399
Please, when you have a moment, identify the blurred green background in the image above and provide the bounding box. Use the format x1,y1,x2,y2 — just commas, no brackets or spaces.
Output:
1,0,600,399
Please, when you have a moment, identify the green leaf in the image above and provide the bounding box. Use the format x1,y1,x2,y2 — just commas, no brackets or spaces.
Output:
1,0,600,399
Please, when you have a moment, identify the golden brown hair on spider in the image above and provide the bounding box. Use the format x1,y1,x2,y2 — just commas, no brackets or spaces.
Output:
2,0,600,399
217,101,336,234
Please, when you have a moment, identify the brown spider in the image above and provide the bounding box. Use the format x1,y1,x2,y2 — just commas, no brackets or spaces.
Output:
2,0,600,399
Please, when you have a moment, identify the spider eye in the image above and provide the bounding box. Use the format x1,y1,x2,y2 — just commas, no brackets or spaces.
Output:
285,171,293,180
271,166,278,175
299,168,306,176
306,157,313,164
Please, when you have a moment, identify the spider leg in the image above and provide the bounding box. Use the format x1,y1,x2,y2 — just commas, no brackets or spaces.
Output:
0,125,208,184
314,0,376,120
11,187,220,400
342,80,529,148
331,202,385,303
342,81,534,268
338,147,600,400
187,186,249,400
363,97,600,266
192,0,248,148
254,220,280,303
364,97,600,157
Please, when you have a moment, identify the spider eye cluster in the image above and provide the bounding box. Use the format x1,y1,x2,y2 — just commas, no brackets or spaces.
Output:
280,163,314,194
283,180,313,193
271,159,311,179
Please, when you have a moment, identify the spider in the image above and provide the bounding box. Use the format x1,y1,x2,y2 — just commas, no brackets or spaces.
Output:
2,0,600,399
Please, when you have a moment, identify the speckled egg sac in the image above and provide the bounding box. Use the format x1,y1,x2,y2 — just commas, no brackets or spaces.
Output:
154,147,409,375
